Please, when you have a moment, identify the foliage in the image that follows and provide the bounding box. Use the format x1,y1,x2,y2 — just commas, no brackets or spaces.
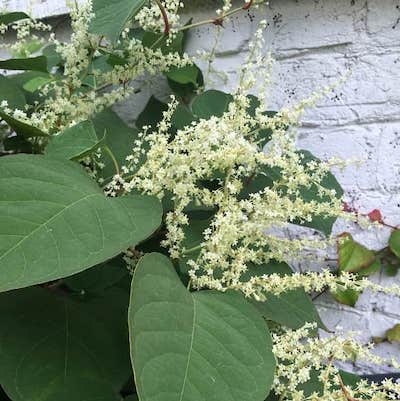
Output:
0,1,399,401
332,207,400,306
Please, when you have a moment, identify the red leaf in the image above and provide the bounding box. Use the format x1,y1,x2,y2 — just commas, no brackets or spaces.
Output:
368,209,383,223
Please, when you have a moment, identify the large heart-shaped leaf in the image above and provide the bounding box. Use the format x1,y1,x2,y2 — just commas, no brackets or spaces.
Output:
129,253,275,401
0,154,162,292
0,287,131,401
89,0,146,42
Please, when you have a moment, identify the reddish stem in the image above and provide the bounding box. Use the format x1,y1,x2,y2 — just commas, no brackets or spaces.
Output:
155,0,170,35
343,203,399,230
243,0,253,10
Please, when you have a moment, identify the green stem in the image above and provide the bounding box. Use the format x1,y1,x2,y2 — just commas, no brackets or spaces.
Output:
103,145,120,176
178,5,251,33
183,244,202,255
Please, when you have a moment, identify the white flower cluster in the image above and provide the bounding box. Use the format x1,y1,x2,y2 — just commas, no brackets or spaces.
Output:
1,16,51,56
107,19,400,313
242,269,400,301
135,0,184,34
51,0,96,89
272,323,400,400
105,22,357,300
0,0,191,134
115,86,346,289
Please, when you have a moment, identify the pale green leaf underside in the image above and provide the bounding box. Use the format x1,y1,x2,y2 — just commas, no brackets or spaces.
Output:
45,120,103,160
129,253,275,401
0,155,162,292
89,0,146,42
0,287,130,401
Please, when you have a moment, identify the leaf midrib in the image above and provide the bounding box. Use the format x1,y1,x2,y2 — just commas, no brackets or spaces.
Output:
0,193,98,262
178,296,197,401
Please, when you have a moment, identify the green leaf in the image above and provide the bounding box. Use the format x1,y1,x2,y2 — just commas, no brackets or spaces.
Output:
389,230,400,257
166,65,199,85
0,56,48,72
136,96,196,133
124,396,139,401
178,218,210,280
129,253,276,401
0,75,26,109
0,154,162,292
386,323,400,343
171,104,196,131
45,120,104,160
0,287,131,401
297,369,361,397
239,165,281,200
8,71,52,105
167,64,204,98
244,261,326,330
42,44,63,69
141,30,185,55
0,12,29,26
294,150,344,236
92,108,140,180
136,95,168,130
240,150,343,236
246,95,276,146
12,39,43,59
22,75,53,92
191,90,233,119
338,233,376,273
385,263,399,276
89,0,146,42
3,135,34,154
357,259,381,277
332,287,360,307
0,74,47,138
0,110,48,137
64,256,128,295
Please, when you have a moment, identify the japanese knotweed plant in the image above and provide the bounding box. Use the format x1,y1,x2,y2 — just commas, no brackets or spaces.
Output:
0,1,399,401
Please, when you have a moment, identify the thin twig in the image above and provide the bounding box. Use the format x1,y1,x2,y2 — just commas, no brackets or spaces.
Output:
178,4,254,33
338,373,362,401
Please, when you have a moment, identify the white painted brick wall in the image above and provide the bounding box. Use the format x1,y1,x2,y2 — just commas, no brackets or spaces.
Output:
5,0,400,374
